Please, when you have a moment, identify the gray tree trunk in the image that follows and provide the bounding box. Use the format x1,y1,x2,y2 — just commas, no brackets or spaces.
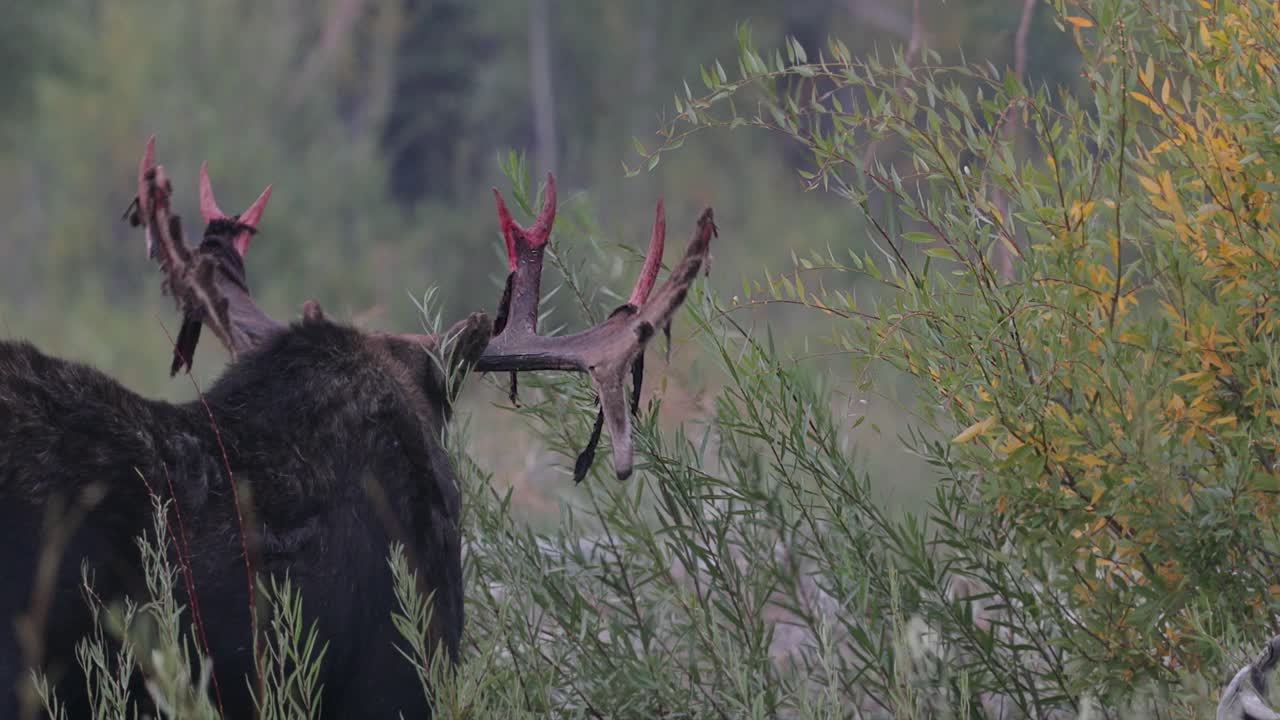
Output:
529,0,558,176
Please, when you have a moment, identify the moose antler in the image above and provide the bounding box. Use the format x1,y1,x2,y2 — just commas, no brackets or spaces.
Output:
126,139,716,483
126,137,281,374
477,175,717,481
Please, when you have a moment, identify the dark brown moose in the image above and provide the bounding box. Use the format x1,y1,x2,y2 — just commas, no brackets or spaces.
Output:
0,137,715,718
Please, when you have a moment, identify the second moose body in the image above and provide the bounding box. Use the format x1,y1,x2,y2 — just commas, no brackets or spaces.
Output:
0,139,715,718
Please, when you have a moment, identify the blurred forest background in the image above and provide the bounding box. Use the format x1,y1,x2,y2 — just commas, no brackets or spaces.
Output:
0,0,1079,509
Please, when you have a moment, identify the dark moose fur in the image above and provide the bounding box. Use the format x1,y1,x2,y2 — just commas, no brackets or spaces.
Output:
0,310,492,718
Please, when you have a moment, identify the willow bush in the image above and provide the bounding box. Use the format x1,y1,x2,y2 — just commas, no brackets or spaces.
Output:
459,0,1280,717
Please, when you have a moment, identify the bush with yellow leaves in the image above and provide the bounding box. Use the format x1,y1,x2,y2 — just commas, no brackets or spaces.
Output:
624,0,1280,713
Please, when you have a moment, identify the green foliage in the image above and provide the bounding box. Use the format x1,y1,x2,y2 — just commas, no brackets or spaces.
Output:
388,542,438,698
31,496,334,720
254,577,327,720
388,542,528,719
611,0,1280,713
33,496,220,719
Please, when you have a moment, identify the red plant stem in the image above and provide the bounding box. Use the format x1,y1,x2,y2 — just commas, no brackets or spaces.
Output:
160,320,263,693
137,466,225,716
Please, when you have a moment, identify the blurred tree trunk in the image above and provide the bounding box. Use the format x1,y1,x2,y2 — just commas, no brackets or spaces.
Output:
288,0,369,109
781,1,839,170
844,0,915,41
992,0,1036,280
528,0,558,176
629,3,659,140
785,0,835,59
383,0,475,206
857,0,925,170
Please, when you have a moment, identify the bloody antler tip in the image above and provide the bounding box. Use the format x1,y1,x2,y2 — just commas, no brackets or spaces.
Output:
198,161,224,224
492,187,518,271
492,176,558,268
140,136,156,175
239,184,272,227
539,173,556,205
135,137,159,253
528,174,557,244
230,184,273,257
491,186,514,220
627,199,668,307
137,136,157,215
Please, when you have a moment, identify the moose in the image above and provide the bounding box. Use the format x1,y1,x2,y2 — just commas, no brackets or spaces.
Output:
0,137,716,718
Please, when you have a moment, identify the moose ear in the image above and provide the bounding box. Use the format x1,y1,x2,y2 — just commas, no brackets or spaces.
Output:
439,312,492,400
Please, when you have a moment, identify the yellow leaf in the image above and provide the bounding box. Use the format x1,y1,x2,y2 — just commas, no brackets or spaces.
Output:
1130,92,1158,112
1137,175,1162,195
999,232,1023,258
952,417,996,444
1065,15,1094,28
1078,454,1107,469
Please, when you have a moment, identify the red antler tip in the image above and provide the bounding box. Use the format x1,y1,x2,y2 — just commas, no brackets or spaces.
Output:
492,175,559,269
492,187,519,271
198,161,225,224
238,184,272,228
137,136,157,210
139,136,156,178
527,173,557,245
231,184,272,257
627,199,666,306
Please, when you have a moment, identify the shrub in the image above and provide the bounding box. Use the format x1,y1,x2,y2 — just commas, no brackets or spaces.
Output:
610,0,1280,714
